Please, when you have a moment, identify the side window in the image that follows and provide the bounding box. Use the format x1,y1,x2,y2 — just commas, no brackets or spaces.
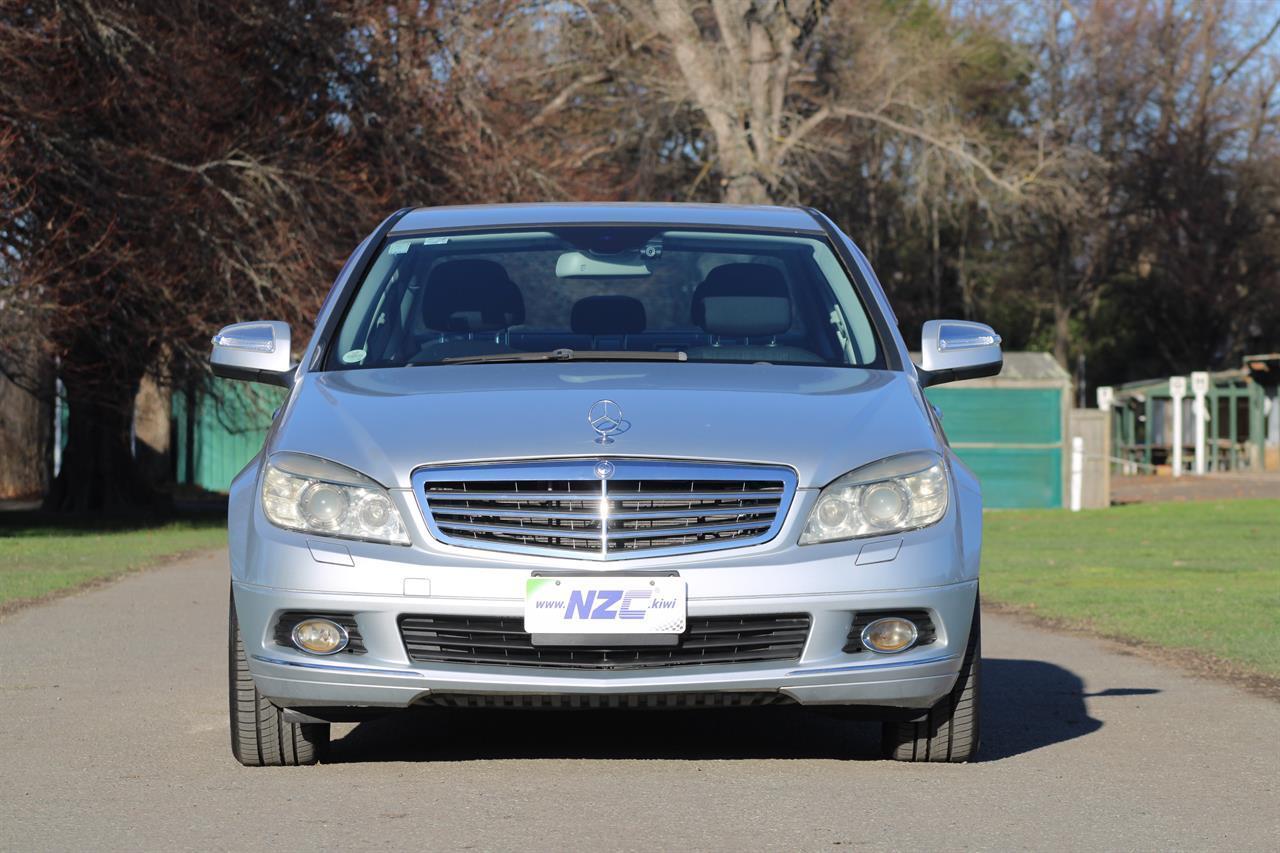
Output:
811,243,875,363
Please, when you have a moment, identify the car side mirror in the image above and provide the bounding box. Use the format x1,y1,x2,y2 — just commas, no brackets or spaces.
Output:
916,319,1003,388
210,321,296,387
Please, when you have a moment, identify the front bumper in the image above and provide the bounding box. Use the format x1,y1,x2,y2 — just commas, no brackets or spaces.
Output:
232,481,980,712
234,579,976,711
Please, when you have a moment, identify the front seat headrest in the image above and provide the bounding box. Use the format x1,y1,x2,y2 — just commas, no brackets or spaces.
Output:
691,263,791,336
570,295,647,335
422,259,525,332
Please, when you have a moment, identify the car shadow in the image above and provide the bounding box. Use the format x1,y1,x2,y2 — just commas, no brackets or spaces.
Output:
327,658,1146,764
978,658,1115,761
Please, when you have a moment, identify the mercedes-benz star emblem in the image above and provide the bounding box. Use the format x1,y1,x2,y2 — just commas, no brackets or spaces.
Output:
594,460,615,480
588,399,625,445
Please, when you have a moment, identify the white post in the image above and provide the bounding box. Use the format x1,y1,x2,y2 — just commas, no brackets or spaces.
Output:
1070,436,1084,512
53,374,64,479
1169,376,1187,478
1095,386,1117,474
1191,371,1210,475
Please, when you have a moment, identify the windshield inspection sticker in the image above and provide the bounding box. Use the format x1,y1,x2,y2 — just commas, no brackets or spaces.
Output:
524,577,686,634
389,236,449,255
341,349,366,364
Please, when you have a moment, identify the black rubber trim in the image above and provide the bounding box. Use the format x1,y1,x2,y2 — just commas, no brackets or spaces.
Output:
313,207,415,372
917,356,1004,388
211,362,297,388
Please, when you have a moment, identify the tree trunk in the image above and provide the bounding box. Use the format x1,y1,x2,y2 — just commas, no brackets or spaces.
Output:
721,172,771,204
648,0,784,205
1052,299,1072,370
43,374,165,513
1052,226,1073,369
929,203,943,317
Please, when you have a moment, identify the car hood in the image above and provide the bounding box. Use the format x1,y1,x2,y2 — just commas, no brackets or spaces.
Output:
270,362,939,489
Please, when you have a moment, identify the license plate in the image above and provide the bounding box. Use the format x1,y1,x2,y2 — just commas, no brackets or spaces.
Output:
524,576,687,636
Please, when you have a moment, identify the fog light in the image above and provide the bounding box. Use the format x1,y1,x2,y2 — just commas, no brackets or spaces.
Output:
291,618,349,655
861,617,918,654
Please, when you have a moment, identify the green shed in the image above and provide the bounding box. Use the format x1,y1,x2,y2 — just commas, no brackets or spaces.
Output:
173,379,284,493
922,351,1071,509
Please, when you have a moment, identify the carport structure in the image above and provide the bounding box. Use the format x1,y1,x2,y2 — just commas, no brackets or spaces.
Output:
1110,359,1271,473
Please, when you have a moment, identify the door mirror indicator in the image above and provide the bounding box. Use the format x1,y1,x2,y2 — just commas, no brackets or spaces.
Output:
210,321,296,387
916,320,1003,387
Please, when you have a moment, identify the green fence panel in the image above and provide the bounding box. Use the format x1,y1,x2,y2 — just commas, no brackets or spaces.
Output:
947,447,1063,509
174,379,285,493
926,386,1065,508
925,388,1062,444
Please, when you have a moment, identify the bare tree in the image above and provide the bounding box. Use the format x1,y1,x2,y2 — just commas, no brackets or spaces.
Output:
517,0,1053,206
0,0,522,510
1005,0,1280,369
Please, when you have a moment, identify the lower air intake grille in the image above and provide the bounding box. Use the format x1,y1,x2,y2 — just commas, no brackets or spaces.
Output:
843,609,936,653
399,613,811,670
419,692,792,709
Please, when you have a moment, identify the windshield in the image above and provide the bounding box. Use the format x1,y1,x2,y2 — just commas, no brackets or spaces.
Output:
325,227,884,370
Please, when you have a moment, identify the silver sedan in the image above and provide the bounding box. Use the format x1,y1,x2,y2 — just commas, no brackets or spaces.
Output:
212,203,1003,765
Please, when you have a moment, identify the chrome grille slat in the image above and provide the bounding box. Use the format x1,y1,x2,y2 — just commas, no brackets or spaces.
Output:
427,490,784,502
431,507,601,521
601,490,785,501
605,520,772,540
436,520,603,539
610,506,773,519
426,492,599,502
412,460,797,561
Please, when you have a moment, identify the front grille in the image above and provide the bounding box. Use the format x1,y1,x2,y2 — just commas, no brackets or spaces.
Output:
843,609,937,653
413,459,797,560
273,611,366,655
419,692,792,709
399,613,811,670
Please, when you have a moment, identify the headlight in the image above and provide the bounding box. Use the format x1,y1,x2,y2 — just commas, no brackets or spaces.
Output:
261,452,410,545
800,452,948,544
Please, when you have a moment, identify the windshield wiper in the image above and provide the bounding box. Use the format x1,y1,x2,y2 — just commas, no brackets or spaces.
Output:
438,348,688,365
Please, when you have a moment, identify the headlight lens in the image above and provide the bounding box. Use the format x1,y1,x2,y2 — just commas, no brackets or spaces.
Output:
261,452,410,545
800,452,948,544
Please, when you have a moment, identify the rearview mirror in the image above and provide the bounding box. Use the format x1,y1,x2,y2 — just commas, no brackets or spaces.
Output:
210,321,296,387
555,251,651,278
917,319,1002,388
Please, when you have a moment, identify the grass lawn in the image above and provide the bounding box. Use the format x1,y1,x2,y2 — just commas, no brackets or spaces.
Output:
0,518,225,609
2,501,1276,679
983,499,1280,676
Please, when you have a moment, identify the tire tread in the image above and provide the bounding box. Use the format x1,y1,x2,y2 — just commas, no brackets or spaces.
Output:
881,597,981,763
228,589,328,766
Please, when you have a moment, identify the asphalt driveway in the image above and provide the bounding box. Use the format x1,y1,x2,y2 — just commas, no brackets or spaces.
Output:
1,551,1277,851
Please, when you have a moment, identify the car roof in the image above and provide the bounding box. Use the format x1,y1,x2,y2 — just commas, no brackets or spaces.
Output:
390,202,826,235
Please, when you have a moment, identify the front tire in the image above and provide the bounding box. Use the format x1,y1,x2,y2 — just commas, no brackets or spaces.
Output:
228,590,329,766
881,599,981,762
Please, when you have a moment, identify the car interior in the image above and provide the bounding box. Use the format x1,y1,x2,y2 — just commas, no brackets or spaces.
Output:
332,229,882,369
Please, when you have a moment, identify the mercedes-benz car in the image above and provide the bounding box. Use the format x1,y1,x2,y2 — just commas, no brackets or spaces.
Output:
213,203,1002,766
